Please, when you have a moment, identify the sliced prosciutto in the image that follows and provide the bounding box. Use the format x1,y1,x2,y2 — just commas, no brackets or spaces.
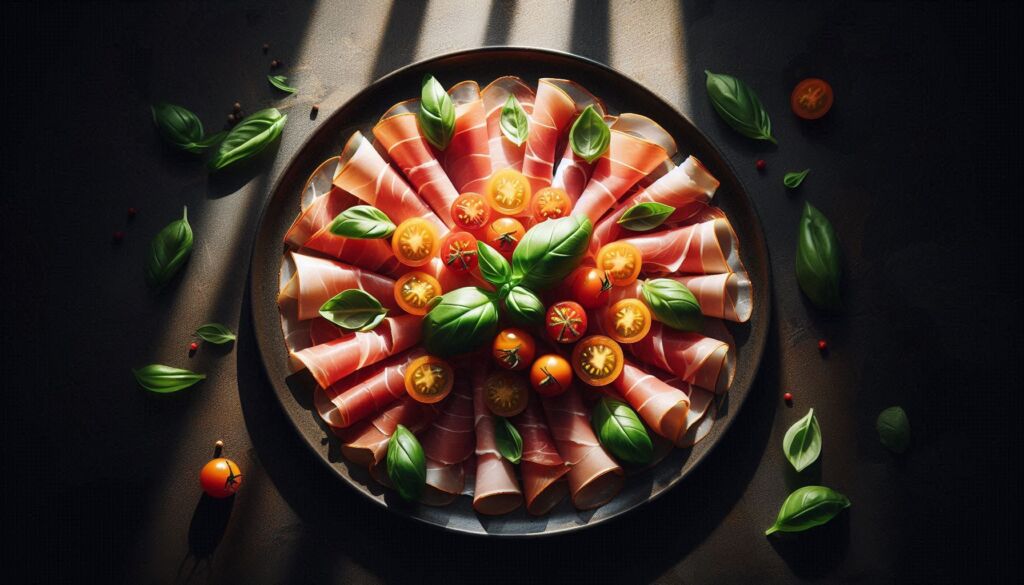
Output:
613,360,690,444
309,317,343,346
521,79,602,192
482,76,535,173
656,374,717,447
422,458,465,506
443,81,491,194
628,322,735,394
608,272,752,323
339,396,436,467
302,224,402,277
288,252,398,320
420,379,475,465
512,397,569,515
472,364,522,515
618,218,743,275
283,157,358,248
314,349,422,428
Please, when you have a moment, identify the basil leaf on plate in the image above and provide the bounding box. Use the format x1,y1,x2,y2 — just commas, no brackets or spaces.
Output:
504,286,545,326
796,202,842,310
145,206,194,289
194,323,237,345
783,169,810,189
617,202,676,232
500,94,529,146
209,108,287,171
417,75,455,151
569,105,610,163
876,406,911,454
151,102,220,153
704,70,777,144
510,215,592,291
592,398,654,465
329,205,396,239
422,286,499,356
495,417,523,464
765,485,850,535
133,364,206,394
476,241,511,287
319,289,388,332
267,74,297,94
782,408,822,472
386,424,426,501
640,278,703,332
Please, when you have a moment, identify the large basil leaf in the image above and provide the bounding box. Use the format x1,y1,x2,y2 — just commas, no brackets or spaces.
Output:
319,289,388,332
386,424,426,501
422,287,500,356
640,279,703,332
782,408,822,472
592,398,654,465
876,406,910,454
500,94,529,146
617,202,675,232
194,323,237,345
133,364,206,394
477,241,511,287
569,105,611,163
209,108,287,171
765,486,850,535
796,202,842,310
495,417,523,464
145,206,194,289
504,286,545,326
704,70,776,144
151,102,222,153
329,205,396,239
417,75,455,151
510,215,592,291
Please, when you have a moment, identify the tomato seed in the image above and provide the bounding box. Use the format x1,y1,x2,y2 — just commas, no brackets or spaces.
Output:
756,159,766,171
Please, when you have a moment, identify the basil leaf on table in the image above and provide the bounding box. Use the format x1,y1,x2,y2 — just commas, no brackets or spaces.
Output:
151,102,221,153
617,202,676,232
494,417,523,464
876,406,911,453
476,241,511,287
504,286,545,326
418,75,455,151
569,105,611,163
640,279,703,332
782,408,822,472
422,286,499,356
194,323,237,344
145,206,194,289
796,202,842,310
319,289,388,332
267,74,297,94
329,205,396,239
592,398,654,465
510,215,592,291
500,94,529,146
209,108,287,171
133,364,206,394
765,485,850,535
704,70,777,144
386,424,426,501
783,169,810,189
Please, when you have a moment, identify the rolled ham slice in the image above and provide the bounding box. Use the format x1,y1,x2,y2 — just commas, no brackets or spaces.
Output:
287,252,398,320
420,379,475,466
339,396,436,466
628,322,735,394
302,225,402,277
283,157,358,248
472,364,522,515
619,218,743,275
521,79,602,193
309,317,343,346
513,397,570,515
422,458,465,506
658,374,717,447
314,349,423,428
608,272,753,324
443,81,492,194
482,76,535,173
613,360,691,444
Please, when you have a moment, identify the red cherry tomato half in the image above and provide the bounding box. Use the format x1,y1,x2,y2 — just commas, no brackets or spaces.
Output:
571,335,624,387
570,266,613,309
485,217,525,259
200,457,243,498
451,192,491,231
545,301,588,344
530,187,572,222
439,231,479,272
529,354,573,397
790,78,834,120
492,328,536,371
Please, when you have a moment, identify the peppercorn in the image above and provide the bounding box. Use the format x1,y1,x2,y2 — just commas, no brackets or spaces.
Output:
189,341,199,352
232,102,241,112
112,231,125,243
818,339,828,351
756,159,766,171
783,392,793,404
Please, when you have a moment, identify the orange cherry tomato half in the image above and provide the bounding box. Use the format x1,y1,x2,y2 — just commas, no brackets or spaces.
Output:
492,328,536,371
451,192,491,231
545,301,588,344
393,271,443,315
483,371,530,417
790,78,834,120
392,218,439,267
530,187,571,222
404,355,454,404
529,354,572,397
570,266,613,309
596,242,643,287
200,457,243,498
605,298,652,344
572,335,625,387
486,168,531,215
485,217,525,259
439,231,479,273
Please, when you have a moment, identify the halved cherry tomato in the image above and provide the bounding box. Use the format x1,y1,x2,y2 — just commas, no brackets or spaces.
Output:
394,271,442,315
483,371,529,417
200,457,243,498
571,335,624,387
530,187,571,222
529,354,572,397
492,328,536,371
451,192,491,231
790,78,834,120
392,218,439,267
440,231,479,272
545,301,587,344
596,242,643,286
486,169,531,215
605,298,652,344
570,266,613,309
485,217,525,259
404,355,454,404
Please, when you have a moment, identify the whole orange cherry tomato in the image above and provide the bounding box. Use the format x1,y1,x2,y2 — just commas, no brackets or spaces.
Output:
545,301,587,344
492,328,536,371
483,371,530,417
485,217,525,259
596,242,643,286
200,456,243,498
790,78,834,120
392,217,439,267
486,169,531,215
530,187,571,222
451,192,491,231
605,298,652,344
529,354,572,397
404,355,454,404
439,231,479,272
572,335,624,387
570,266,612,309
393,271,442,315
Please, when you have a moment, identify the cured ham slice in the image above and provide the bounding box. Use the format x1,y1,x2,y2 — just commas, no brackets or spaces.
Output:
302,225,402,277
541,386,624,510
613,360,691,444
471,364,522,515
513,397,569,515
314,349,423,428
288,252,398,320
521,79,602,192
422,458,465,506
608,271,752,323
654,373,718,447
482,76,535,173
618,218,743,275
283,157,359,248
628,322,735,394
420,380,475,465
309,317,342,346
443,81,492,194
289,314,422,388
339,396,436,466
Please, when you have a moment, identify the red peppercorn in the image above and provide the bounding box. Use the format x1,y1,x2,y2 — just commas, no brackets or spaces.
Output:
818,339,828,351
189,341,199,352
270,59,281,69
783,392,793,404
127,207,137,218
112,231,124,243
756,159,766,171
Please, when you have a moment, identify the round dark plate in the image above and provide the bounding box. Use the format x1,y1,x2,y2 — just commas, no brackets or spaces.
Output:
250,47,771,536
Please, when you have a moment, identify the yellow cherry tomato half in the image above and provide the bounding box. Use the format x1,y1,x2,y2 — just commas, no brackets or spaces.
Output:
529,354,573,397
596,241,643,286
492,328,536,371
451,192,491,231
572,335,625,387
530,187,571,222
605,298,652,344
404,355,454,404
200,457,243,498
483,371,530,417
486,168,531,215
485,217,525,259
393,271,442,315
392,217,439,267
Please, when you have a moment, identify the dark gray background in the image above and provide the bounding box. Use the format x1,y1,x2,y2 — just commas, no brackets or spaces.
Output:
3,1,1020,583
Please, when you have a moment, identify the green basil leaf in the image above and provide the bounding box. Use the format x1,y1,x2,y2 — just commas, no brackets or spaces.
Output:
422,286,500,356
329,205,396,239
782,408,822,472
617,202,676,232
510,215,592,291
151,102,208,153
476,241,511,287
500,94,529,146
209,107,287,171
145,206,194,289
504,286,545,326
267,74,297,94
765,485,850,535
592,398,654,465
569,105,611,163
640,278,703,332
417,75,455,151
386,424,426,501
796,202,842,310
190,131,226,150
133,364,206,394
494,417,523,464
876,406,910,454
319,289,388,332
194,323,237,345
783,169,810,189
704,70,777,144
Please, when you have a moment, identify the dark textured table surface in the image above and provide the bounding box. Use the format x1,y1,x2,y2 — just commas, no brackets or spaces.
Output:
4,1,1021,583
